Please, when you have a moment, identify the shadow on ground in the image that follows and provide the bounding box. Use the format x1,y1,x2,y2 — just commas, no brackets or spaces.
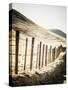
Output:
9,53,66,87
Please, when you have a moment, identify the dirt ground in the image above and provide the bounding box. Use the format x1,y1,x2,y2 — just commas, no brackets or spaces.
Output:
9,52,66,86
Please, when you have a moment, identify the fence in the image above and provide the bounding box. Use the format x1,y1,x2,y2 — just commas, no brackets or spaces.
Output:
9,30,63,75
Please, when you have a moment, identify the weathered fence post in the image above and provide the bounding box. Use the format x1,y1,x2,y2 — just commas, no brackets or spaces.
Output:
36,44,39,69
30,37,35,70
59,45,62,54
58,47,59,57
54,47,56,59
48,45,52,63
56,46,60,58
55,45,62,59
9,30,12,75
42,44,45,67
56,47,58,58
15,31,19,74
52,47,55,61
38,42,42,69
45,45,48,66
24,38,28,70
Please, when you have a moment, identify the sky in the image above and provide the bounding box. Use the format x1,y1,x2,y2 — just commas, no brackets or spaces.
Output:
12,3,66,33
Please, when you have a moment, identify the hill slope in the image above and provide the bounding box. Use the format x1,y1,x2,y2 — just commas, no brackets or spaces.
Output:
50,29,66,38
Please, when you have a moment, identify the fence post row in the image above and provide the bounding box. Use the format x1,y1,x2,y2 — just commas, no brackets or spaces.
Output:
14,31,63,74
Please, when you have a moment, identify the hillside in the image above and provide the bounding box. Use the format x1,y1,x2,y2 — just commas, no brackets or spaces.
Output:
50,29,66,38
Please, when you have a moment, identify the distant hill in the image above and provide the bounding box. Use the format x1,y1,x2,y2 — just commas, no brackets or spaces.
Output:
50,29,66,38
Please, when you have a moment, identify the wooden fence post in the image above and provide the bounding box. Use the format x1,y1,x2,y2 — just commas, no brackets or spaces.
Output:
52,47,55,62
38,42,42,69
24,38,28,70
30,37,35,70
59,45,62,54
36,44,39,69
56,47,58,58
57,46,60,58
42,44,45,67
58,47,59,57
45,45,48,66
9,30,12,75
54,47,56,59
15,31,19,74
48,45,52,63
